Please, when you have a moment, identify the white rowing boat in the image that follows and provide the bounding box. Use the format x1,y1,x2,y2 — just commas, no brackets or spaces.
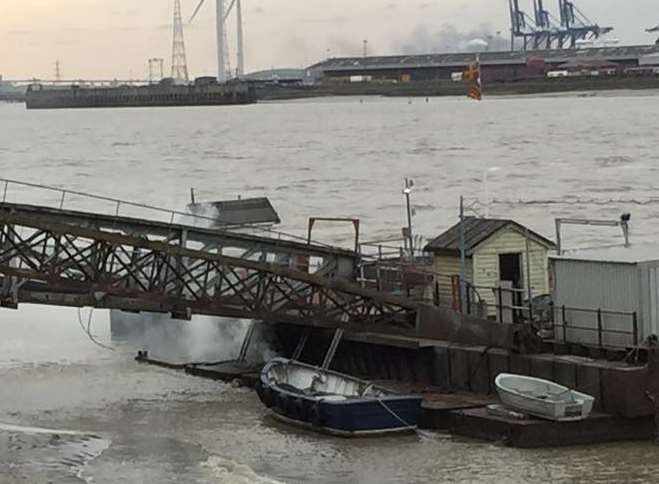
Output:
495,373,595,422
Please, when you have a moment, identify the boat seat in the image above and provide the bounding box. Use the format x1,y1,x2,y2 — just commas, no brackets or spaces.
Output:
320,395,347,402
278,383,307,396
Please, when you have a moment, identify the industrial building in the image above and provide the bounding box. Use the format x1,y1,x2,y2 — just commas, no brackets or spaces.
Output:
310,45,659,84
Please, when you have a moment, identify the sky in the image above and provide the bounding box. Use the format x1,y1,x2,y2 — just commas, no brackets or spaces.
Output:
1,0,657,79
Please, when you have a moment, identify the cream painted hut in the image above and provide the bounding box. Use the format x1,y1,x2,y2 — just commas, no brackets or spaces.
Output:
424,217,556,314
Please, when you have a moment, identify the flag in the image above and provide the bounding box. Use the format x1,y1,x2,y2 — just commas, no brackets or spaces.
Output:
464,57,482,101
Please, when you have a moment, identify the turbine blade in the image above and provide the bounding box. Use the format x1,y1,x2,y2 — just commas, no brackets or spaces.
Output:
189,0,206,23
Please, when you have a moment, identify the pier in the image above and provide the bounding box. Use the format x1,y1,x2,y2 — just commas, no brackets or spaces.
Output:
2,179,659,447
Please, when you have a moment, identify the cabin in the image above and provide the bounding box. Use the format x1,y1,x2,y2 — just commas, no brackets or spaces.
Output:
550,244,659,348
424,217,556,316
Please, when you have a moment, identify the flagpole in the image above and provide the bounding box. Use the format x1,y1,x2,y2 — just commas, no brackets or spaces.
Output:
477,54,483,99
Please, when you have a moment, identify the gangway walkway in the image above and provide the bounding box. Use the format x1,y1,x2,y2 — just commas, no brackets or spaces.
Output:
0,180,418,333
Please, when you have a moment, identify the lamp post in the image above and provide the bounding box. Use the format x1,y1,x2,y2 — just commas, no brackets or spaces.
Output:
402,178,414,257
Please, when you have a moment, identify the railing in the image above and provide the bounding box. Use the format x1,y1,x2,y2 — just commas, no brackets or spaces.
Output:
550,304,639,348
0,177,340,250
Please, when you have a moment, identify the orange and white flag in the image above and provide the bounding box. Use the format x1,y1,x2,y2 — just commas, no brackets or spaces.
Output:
464,56,482,101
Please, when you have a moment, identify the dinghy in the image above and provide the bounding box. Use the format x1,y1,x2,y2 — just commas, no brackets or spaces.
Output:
256,358,423,436
495,373,595,422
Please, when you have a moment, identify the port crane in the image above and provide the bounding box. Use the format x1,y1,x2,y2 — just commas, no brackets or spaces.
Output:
509,0,613,51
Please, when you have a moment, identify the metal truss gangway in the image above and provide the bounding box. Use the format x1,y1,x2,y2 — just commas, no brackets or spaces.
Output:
0,179,417,334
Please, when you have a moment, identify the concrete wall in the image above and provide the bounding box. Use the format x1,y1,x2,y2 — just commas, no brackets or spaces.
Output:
275,324,653,418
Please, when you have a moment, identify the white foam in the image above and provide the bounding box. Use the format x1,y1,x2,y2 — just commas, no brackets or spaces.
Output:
0,422,90,436
201,455,284,484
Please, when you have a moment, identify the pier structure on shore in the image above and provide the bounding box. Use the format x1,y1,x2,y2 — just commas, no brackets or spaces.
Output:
2,178,659,447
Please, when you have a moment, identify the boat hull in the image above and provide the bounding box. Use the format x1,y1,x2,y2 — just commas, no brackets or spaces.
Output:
257,358,422,437
495,373,595,422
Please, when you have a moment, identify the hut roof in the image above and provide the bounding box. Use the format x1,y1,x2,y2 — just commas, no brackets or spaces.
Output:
424,217,556,256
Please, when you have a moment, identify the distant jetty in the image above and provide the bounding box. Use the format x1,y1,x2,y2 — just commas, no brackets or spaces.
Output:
25,77,257,110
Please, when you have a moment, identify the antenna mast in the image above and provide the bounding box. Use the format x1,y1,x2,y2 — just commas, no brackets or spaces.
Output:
171,0,190,83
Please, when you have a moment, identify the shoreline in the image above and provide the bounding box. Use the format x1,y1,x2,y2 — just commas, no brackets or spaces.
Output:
257,77,659,101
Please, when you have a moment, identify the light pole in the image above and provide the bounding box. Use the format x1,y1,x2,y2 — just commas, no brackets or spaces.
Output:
402,178,414,257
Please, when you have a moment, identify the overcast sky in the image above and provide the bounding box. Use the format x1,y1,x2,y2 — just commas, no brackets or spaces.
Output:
2,0,657,79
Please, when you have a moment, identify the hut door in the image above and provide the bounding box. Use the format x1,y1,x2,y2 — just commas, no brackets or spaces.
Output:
499,253,523,322
499,253,522,288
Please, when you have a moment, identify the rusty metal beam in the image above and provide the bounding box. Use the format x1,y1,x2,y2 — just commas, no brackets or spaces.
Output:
0,210,417,333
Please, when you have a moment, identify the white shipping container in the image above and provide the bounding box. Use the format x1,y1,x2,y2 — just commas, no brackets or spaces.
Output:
349,75,372,83
551,245,659,347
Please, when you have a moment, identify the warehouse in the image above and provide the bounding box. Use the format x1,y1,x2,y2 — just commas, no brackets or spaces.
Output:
310,45,659,83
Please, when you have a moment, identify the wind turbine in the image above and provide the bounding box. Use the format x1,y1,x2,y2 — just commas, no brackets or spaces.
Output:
190,0,245,82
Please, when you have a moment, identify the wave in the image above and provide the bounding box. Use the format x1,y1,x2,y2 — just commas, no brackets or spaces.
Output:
0,422,110,483
201,455,284,484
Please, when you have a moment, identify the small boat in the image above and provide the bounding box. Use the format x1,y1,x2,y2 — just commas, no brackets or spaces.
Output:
255,358,423,437
495,373,595,422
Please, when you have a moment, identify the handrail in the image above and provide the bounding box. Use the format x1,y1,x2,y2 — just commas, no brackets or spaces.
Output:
0,177,344,250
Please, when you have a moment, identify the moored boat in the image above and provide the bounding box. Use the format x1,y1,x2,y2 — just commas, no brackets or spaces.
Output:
256,358,423,437
495,373,595,422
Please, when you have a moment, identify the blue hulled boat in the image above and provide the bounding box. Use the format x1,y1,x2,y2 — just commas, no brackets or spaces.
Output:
255,358,423,437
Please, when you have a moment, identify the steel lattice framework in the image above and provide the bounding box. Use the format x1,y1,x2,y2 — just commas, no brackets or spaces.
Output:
0,211,417,333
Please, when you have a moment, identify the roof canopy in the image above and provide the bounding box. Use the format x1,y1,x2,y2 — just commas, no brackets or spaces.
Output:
187,197,280,227
424,217,556,256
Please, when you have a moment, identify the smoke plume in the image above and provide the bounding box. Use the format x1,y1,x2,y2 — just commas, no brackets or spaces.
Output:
394,23,510,54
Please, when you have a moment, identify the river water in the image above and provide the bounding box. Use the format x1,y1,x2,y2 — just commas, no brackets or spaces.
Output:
2,93,659,483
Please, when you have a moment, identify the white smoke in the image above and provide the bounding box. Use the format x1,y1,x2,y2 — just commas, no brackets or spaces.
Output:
109,200,280,364
394,23,510,54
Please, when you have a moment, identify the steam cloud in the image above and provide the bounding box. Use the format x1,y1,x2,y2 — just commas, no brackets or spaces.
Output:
109,202,280,364
394,23,510,54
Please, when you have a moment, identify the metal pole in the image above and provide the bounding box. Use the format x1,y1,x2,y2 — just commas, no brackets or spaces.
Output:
404,178,414,257
459,196,467,313
2,181,8,203
235,0,245,77
525,227,533,321
562,305,568,342
555,218,562,255
633,312,639,346
597,309,603,347
216,0,227,81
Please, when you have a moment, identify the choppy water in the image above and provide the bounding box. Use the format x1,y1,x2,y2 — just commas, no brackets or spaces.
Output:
2,92,659,483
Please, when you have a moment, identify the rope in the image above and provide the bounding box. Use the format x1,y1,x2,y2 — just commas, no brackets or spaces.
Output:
77,308,114,351
375,398,434,439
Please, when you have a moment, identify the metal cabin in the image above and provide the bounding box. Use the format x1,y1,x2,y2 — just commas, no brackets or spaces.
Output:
551,245,659,347
424,217,556,316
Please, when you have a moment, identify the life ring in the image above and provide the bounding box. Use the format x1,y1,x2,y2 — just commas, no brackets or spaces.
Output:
310,402,324,428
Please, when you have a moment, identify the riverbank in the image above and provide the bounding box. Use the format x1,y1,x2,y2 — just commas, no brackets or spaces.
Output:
258,76,659,100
